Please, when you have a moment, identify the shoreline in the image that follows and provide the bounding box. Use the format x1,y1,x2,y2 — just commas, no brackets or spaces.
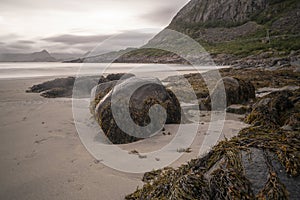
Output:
0,62,230,81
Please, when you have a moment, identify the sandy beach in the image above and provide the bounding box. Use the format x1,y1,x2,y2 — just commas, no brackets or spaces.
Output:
0,76,248,199
0,77,144,200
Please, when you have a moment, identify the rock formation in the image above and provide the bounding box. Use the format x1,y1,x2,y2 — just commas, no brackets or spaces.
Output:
126,89,300,199
207,77,256,109
93,77,181,144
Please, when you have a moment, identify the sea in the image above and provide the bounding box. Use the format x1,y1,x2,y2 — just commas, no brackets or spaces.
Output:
0,62,225,80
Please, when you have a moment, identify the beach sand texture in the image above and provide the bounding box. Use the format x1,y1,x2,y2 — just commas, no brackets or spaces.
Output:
0,77,247,200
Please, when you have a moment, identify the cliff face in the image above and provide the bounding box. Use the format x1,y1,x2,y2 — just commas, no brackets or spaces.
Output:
167,0,300,38
156,0,300,57
169,0,267,28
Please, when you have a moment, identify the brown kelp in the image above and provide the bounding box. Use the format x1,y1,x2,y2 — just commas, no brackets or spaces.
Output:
126,89,300,199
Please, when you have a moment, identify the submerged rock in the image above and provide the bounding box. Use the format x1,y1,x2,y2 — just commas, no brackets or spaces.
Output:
94,77,181,144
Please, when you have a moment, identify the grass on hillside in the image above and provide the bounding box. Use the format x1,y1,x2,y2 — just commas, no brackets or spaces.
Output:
201,35,300,57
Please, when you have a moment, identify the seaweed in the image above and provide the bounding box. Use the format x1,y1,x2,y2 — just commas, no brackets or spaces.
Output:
126,89,300,199
256,151,289,200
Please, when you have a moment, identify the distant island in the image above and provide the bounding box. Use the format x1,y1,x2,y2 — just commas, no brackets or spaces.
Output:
0,50,56,62
0,50,85,62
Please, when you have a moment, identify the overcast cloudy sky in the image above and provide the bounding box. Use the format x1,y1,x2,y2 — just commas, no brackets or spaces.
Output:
0,0,189,55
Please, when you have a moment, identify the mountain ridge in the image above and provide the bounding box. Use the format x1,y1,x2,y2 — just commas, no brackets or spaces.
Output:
68,0,300,64
118,0,300,64
0,50,57,62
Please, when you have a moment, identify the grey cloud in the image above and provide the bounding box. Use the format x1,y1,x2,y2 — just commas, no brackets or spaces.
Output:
0,34,21,42
110,31,156,45
7,43,30,49
0,0,189,14
42,34,111,45
86,31,157,55
141,6,183,25
0,30,156,55
0,0,190,54
17,40,36,44
41,30,156,54
0,42,35,54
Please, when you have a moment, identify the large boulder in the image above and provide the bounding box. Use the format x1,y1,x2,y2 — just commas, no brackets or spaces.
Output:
207,77,255,110
94,77,181,144
246,91,292,128
90,80,119,114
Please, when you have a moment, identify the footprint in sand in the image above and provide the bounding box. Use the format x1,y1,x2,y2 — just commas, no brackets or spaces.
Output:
25,150,37,159
34,138,50,144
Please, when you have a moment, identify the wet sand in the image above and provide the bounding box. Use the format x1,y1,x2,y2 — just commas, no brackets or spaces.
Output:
0,77,143,200
0,77,248,199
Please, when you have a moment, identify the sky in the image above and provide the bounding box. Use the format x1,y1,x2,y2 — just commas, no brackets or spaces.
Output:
0,0,190,55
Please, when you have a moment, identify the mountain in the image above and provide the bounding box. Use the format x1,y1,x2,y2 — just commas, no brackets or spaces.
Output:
0,50,57,62
168,0,268,31
155,0,300,56
65,0,300,64
64,48,137,63
120,0,300,63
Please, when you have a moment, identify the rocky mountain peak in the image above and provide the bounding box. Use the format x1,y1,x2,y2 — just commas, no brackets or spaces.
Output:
169,0,268,28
